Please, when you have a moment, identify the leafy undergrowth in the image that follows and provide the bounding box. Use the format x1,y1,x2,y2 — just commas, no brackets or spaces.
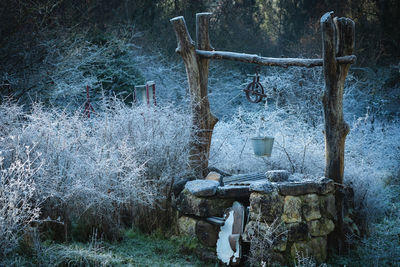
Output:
4,229,215,267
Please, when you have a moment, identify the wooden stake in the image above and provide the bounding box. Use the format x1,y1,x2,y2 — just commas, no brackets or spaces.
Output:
321,11,355,252
171,14,218,178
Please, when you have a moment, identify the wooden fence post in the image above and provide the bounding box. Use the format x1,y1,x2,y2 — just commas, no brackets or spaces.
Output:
170,14,218,179
321,11,355,252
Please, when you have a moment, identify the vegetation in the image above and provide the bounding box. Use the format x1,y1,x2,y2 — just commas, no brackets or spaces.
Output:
0,1,399,266
2,229,212,266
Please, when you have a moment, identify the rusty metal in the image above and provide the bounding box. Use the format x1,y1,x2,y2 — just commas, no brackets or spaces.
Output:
243,66,266,103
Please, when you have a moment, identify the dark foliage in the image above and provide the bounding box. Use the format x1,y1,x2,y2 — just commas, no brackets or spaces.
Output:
1,0,399,66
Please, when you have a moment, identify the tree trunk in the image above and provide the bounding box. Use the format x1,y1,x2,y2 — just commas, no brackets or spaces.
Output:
321,11,355,253
171,14,218,179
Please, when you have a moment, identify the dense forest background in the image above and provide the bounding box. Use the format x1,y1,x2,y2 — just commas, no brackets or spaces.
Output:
1,0,399,64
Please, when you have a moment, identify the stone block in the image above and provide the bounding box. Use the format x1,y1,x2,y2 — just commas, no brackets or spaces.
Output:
172,178,190,197
249,180,275,193
282,196,302,223
206,171,222,184
278,181,320,196
290,237,327,264
185,180,219,197
286,222,309,241
250,192,284,222
266,170,290,182
196,220,219,247
308,218,335,237
320,194,336,220
277,177,334,196
175,189,234,217
178,216,197,236
302,194,321,221
217,185,250,198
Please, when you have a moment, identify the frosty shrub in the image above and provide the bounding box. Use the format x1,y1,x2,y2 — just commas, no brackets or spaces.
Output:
210,107,325,175
209,66,400,226
0,148,41,258
0,99,191,241
247,218,286,267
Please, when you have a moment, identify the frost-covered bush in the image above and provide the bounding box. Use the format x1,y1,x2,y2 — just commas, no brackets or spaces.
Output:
209,66,400,226
210,107,325,175
0,148,41,258
1,25,189,110
0,99,191,241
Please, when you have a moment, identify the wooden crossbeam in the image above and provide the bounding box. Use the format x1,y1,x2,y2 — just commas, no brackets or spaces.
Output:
196,50,356,68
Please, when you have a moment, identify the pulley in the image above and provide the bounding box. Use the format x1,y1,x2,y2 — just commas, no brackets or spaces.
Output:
243,66,266,103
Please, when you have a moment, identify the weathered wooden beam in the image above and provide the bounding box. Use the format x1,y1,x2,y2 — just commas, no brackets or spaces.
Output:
196,50,356,68
321,11,355,252
195,12,219,177
171,14,218,178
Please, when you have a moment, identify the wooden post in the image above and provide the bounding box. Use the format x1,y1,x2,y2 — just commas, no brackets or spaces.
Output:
321,11,355,252
170,13,218,178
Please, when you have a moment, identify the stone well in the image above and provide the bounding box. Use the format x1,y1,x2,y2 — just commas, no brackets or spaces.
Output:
173,171,336,265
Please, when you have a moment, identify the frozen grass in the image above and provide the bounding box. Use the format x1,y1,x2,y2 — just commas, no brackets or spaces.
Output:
0,99,192,256
2,229,213,267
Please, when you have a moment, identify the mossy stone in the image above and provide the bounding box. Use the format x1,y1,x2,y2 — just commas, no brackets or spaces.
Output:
282,196,302,223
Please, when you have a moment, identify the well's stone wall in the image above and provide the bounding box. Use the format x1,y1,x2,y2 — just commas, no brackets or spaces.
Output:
173,172,336,266
244,178,335,265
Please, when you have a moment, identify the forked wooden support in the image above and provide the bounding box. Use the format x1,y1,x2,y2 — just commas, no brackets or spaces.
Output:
321,12,355,251
170,13,218,179
171,11,355,250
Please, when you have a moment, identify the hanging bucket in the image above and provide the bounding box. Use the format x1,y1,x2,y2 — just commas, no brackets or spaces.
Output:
250,136,274,157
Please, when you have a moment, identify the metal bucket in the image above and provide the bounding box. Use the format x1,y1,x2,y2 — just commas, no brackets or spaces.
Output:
250,136,274,157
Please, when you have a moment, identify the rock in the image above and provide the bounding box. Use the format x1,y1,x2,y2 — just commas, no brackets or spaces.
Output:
320,194,336,220
249,180,275,193
282,196,302,223
302,194,321,221
286,222,309,241
196,220,219,247
175,189,234,217
208,167,232,178
185,180,219,197
278,181,320,196
277,177,334,196
266,170,290,182
205,171,222,184
250,192,284,222
172,178,190,197
308,218,335,237
288,173,305,182
178,216,197,236
290,237,327,264
217,185,250,198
